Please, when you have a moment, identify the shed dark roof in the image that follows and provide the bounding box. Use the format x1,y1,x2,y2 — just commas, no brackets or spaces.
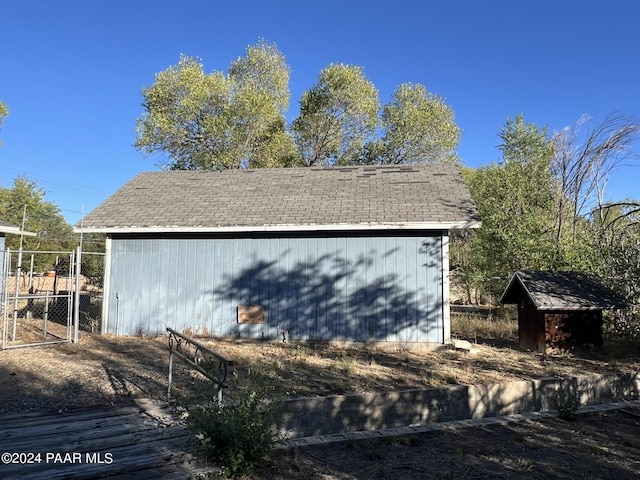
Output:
75,164,481,233
500,270,626,310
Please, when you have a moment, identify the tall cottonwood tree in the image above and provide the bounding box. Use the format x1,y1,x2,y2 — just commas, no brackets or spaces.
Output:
291,64,380,167
379,83,460,164
136,41,463,169
135,41,297,170
227,40,299,168
136,56,230,169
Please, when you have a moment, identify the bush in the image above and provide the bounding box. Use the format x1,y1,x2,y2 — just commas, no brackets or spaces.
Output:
604,309,640,340
188,387,282,477
555,390,580,421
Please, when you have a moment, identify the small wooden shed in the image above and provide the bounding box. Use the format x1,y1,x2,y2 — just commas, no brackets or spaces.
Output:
500,270,626,353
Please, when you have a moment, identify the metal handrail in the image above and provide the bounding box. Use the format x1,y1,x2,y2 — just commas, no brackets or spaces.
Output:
166,327,234,402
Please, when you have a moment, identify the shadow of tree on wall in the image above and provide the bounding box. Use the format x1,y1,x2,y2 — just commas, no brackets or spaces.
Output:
211,244,443,344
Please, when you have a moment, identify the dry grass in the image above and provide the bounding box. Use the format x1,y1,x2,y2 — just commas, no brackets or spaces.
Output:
451,307,519,342
171,310,640,406
2,310,639,413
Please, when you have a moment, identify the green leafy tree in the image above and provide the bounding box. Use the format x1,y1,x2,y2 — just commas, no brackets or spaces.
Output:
136,42,467,169
227,40,299,168
136,43,465,169
454,113,640,304
456,116,559,297
378,83,460,164
135,41,297,170
0,177,75,256
291,64,380,166
135,55,231,169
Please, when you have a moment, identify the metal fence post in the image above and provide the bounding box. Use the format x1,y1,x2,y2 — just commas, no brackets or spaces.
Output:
167,350,174,401
73,246,81,343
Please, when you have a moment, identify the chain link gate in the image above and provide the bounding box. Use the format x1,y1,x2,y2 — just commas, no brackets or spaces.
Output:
0,247,104,349
77,250,105,336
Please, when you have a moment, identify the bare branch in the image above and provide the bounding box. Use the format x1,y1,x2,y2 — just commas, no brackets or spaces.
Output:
552,113,640,241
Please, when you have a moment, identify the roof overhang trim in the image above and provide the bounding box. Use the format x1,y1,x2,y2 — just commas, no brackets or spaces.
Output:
74,220,482,235
0,226,37,237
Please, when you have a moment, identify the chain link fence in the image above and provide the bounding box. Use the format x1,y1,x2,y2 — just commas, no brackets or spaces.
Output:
1,248,105,349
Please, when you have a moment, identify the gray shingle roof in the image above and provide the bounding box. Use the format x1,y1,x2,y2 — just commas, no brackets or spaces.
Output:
75,164,481,233
500,270,626,310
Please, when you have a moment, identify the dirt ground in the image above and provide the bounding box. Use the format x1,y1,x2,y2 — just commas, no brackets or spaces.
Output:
255,406,640,479
1,331,640,478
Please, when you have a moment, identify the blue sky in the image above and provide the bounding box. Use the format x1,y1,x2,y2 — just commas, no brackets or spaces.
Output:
1,0,638,225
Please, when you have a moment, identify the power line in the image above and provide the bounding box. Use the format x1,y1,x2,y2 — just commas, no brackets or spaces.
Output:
0,164,110,194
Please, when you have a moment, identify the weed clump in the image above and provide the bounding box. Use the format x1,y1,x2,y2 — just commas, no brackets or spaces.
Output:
555,390,580,421
187,387,282,477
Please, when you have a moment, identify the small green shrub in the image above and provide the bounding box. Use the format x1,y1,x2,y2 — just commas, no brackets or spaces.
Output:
188,387,282,477
555,391,580,421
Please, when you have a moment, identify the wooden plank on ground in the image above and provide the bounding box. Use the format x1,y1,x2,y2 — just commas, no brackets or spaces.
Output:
0,403,146,429
0,398,211,479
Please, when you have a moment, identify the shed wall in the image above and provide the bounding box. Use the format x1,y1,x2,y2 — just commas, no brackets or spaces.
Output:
544,311,603,353
517,291,546,353
104,233,446,344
